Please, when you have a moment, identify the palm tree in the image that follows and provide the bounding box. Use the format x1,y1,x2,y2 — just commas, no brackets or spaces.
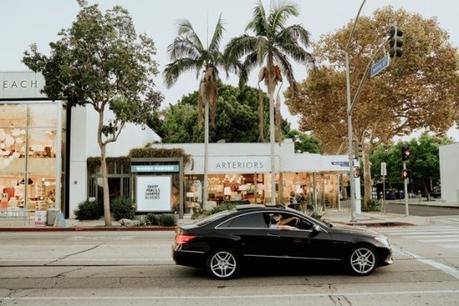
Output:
225,1,314,205
164,16,226,209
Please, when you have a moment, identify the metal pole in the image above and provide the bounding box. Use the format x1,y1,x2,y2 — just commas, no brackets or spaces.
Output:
403,161,409,216
203,101,209,210
346,52,356,222
55,101,62,211
382,175,386,212
337,174,341,211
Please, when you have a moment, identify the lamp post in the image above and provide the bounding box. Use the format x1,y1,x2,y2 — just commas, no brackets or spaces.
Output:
345,0,366,222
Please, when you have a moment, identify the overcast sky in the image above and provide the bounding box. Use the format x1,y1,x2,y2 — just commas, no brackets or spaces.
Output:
1,0,457,140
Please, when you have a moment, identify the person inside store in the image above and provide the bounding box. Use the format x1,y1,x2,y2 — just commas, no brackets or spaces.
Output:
269,214,300,230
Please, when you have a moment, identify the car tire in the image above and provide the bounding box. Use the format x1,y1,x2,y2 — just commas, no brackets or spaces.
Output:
347,244,378,276
206,249,240,280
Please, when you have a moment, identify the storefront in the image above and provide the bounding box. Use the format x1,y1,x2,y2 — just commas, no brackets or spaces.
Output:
145,142,350,213
0,72,65,216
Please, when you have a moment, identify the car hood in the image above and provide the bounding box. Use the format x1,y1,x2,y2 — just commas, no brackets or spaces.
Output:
329,224,379,238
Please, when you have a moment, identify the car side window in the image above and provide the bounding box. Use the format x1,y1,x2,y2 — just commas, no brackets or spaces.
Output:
220,212,268,228
267,212,313,230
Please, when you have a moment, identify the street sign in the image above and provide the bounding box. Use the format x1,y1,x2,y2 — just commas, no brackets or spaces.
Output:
371,53,390,77
381,162,387,176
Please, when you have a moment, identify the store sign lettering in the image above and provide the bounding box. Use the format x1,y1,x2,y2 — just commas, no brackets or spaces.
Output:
145,184,160,200
215,161,264,170
2,80,39,89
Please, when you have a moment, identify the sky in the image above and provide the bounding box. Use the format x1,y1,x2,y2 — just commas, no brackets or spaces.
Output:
1,0,458,141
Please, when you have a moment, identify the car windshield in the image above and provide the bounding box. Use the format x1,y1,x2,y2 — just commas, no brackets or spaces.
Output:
195,210,234,227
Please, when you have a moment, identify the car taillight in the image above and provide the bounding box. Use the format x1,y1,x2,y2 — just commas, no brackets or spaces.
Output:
175,234,196,245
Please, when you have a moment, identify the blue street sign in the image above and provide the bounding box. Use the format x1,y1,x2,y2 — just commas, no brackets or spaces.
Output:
371,53,390,77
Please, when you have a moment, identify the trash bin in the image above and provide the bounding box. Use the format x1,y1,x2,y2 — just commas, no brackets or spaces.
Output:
47,209,60,226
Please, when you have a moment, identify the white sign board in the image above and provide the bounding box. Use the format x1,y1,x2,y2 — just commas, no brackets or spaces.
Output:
0,71,46,99
136,176,172,212
381,162,387,176
34,210,47,226
208,156,271,173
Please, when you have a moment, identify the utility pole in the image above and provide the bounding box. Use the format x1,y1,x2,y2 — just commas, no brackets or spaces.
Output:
345,0,366,222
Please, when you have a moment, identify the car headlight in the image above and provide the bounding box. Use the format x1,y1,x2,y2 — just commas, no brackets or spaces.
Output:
374,235,390,247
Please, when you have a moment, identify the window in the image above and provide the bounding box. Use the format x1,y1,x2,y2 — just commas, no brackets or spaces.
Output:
221,212,267,228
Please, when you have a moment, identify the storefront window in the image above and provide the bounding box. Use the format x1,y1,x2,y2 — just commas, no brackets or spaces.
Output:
0,102,63,213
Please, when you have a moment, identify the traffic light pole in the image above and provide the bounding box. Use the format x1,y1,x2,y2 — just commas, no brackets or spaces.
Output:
403,161,409,216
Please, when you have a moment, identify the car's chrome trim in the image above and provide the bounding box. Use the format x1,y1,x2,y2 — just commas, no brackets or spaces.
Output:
243,254,341,261
177,250,205,254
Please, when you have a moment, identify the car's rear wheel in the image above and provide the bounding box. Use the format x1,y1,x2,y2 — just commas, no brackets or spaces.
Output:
347,245,378,276
206,249,239,280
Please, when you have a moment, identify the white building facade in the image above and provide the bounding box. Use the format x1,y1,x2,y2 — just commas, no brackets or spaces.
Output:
439,143,459,205
1,71,351,219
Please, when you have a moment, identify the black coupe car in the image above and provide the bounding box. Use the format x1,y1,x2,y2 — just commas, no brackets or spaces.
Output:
173,205,393,279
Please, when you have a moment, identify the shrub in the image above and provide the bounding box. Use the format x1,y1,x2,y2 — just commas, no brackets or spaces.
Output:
159,214,177,226
111,197,136,221
146,213,160,225
209,202,235,215
364,199,382,212
74,200,101,220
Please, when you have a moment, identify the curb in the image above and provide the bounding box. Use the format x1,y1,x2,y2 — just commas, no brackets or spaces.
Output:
0,226,177,232
386,202,459,209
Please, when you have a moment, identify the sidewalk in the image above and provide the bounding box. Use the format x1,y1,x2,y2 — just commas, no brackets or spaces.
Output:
0,208,430,231
322,209,430,227
384,198,459,208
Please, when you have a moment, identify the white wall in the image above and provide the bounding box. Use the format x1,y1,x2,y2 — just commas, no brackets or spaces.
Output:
68,104,161,217
439,143,459,204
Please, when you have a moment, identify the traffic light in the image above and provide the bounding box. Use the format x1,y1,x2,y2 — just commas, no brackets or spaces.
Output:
401,169,410,179
358,144,363,159
388,26,403,58
401,145,410,161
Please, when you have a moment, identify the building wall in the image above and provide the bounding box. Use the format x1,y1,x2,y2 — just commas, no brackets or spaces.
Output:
439,143,459,204
68,104,161,217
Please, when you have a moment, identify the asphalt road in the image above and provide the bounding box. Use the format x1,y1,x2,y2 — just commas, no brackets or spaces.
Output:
1,225,459,306
383,203,459,216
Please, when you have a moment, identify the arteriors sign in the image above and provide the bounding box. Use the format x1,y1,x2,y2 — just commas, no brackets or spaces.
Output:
0,71,46,99
209,156,271,173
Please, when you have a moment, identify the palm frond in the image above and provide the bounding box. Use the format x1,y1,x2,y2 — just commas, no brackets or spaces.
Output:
177,19,204,51
208,14,225,53
277,42,314,65
245,1,268,35
167,37,201,61
163,58,199,88
277,24,311,48
224,34,257,63
238,51,258,87
269,2,299,35
272,49,296,90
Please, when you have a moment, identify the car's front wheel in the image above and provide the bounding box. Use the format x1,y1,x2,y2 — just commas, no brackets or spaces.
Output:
347,245,378,276
206,249,239,280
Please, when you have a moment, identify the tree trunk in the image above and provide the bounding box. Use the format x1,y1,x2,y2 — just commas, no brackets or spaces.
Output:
97,109,111,226
258,92,265,142
203,97,209,210
424,182,430,201
362,147,372,209
267,56,276,206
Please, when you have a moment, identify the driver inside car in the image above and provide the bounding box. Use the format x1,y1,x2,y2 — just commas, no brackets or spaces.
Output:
269,214,300,230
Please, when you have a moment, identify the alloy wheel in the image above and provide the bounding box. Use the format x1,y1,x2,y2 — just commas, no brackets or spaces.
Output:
209,251,237,279
350,247,376,275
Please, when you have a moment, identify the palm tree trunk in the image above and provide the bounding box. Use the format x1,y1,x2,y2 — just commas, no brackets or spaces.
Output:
203,98,209,209
267,57,276,206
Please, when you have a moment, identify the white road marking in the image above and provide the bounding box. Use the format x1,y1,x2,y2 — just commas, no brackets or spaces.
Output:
438,244,459,249
2,290,459,301
419,238,459,243
396,248,459,279
400,234,459,239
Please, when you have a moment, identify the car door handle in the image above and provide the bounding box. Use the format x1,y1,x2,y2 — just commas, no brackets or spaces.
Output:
268,233,280,237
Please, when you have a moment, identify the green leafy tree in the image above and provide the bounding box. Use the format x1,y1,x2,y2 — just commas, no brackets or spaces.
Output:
152,84,292,143
285,129,322,154
371,134,453,199
23,2,162,225
225,0,313,204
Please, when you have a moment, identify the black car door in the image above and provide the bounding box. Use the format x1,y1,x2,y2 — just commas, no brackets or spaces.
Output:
217,211,272,258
